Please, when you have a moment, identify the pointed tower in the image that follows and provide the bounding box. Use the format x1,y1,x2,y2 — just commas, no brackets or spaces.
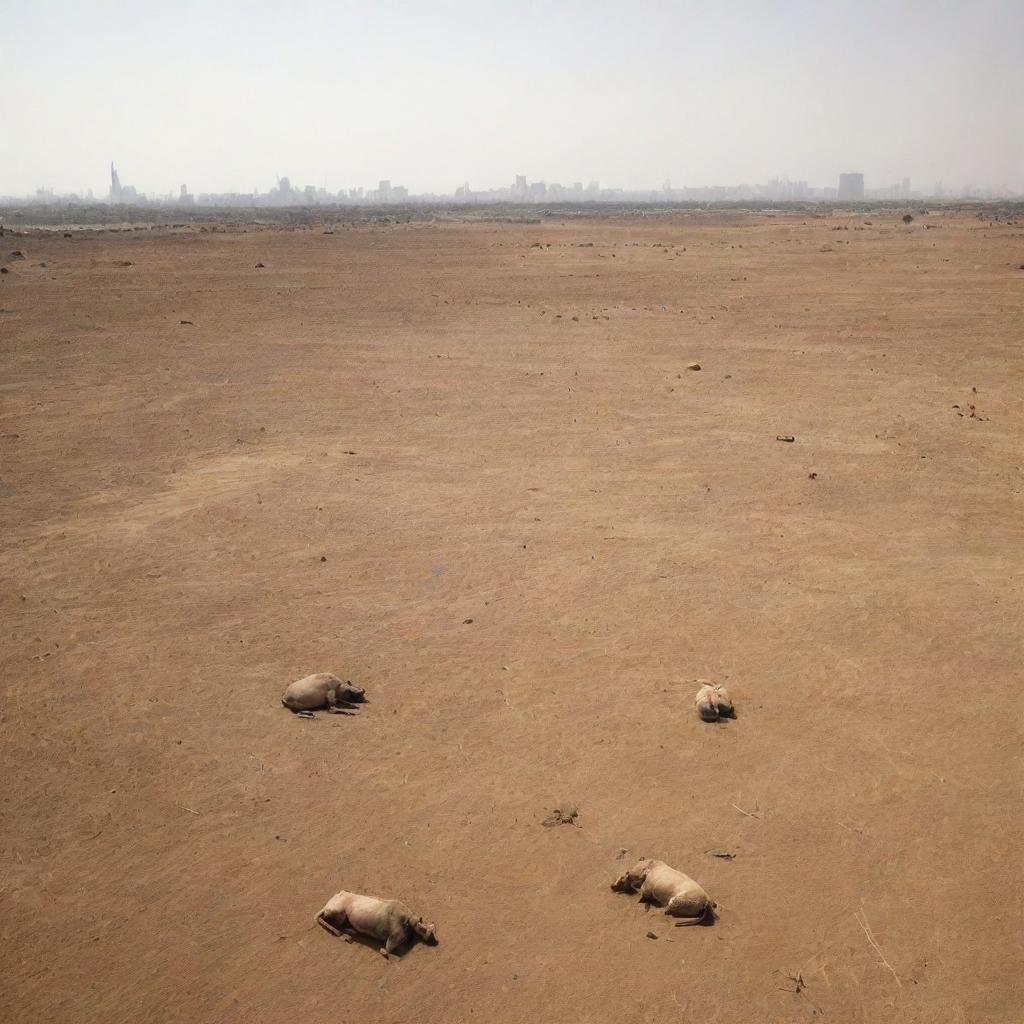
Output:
110,162,122,201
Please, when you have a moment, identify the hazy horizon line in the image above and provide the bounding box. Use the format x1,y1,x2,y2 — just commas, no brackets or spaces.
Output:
6,169,1020,204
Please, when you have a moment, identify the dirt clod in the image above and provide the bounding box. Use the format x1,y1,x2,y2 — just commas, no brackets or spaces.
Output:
541,803,579,827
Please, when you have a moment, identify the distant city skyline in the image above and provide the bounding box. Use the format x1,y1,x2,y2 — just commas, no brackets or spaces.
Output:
3,164,1018,208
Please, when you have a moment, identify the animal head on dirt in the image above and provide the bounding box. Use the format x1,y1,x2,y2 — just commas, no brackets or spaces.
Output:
410,916,438,945
338,682,366,703
611,858,652,892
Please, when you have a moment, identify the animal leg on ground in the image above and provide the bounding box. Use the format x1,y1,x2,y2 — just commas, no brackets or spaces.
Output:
326,694,355,715
382,926,407,958
316,911,349,938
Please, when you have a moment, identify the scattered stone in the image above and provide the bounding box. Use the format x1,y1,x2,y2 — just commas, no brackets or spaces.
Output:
686,362,701,371
646,931,659,940
776,434,795,442
541,802,580,827
179,319,193,325
808,472,818,479
463,618,474,624
319,555,327,562
707,850,736,860
255,262,265,268
9,250,25,260
0,267,9,274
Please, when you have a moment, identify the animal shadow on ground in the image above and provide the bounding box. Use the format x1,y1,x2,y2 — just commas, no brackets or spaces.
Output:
291,707,358,719
322,928,432,960
640,897,718,927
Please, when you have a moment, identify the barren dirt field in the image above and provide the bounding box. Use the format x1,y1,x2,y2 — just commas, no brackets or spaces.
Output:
2,211,1022,1024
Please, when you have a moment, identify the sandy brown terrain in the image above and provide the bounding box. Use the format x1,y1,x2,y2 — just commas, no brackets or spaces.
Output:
1,211,1022,1023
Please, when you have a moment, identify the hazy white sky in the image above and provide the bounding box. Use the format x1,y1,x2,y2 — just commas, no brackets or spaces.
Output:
2,0,1022,196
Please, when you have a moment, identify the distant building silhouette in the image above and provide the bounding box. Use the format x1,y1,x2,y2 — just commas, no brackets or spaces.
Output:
36,165,996,210
109,161,138,202
838,172,864,200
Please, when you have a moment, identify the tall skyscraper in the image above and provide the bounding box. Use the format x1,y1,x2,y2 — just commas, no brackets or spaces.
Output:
838,173,865,200
108,162,137,202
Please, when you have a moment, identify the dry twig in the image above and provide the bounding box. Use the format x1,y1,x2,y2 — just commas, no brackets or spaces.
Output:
855,907,901,987
731,802,761,819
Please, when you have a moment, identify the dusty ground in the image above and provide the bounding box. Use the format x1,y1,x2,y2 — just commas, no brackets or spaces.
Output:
1,211,1022,1024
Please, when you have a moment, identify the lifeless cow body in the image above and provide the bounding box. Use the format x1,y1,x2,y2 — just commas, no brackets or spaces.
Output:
281,673,365,714
316,890,437,957
612,858,714,926
695,681,734,722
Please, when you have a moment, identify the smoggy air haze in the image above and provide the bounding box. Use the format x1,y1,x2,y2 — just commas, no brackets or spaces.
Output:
2,0,1022,198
